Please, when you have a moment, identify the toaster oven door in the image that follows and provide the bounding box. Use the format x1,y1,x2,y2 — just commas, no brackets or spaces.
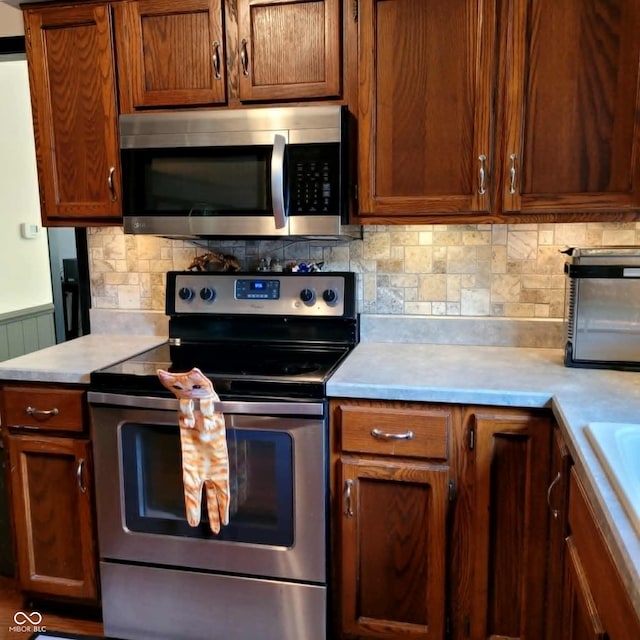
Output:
566,266,640,369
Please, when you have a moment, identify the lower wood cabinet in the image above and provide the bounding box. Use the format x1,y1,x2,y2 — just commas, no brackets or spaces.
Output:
562,469,640,640
461,407,553,640
1,384,98,603
332,400,556,640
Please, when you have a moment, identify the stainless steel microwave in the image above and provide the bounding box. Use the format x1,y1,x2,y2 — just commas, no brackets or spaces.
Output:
120,105,355,239
564,246,640,370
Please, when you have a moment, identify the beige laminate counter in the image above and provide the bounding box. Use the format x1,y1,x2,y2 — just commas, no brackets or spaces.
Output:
0,334,167,384
327,341,640,620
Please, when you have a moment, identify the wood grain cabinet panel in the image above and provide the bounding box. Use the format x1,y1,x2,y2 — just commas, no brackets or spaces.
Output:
237,0,341,102
115,0,341,110
332,399,453,639
338,457,448,639
355,0,640,222
7,434,97,601
501,0,640,215
24,3,121,224
563,469,640,640
114,0,227,110
355,0,495,219
458,407,553,640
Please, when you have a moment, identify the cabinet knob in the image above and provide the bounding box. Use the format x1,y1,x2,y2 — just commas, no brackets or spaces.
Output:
77,458,87,494
508,153,518,195
547,471,561,518
108,166,116,202
478,154,487,195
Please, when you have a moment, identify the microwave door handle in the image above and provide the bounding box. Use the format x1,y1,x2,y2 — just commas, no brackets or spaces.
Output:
271,134,287,229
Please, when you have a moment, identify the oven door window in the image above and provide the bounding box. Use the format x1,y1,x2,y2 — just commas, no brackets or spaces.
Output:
121,146,272,217
120,423,293,546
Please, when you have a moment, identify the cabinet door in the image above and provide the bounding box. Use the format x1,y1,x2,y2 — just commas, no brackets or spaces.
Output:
338,457,448,639
7,434,97,601
115,0,226,110
237,0,341,102
24,4,121,223
356,0,496,218
502,0,640,214
561,536,607,640
467,408,552,640
545,429,571,640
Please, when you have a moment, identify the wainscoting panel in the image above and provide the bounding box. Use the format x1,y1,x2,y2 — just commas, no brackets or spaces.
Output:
0,304,56,362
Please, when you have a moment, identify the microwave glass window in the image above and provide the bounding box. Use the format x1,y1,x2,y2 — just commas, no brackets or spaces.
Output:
120,422,294,546
125,147,272,216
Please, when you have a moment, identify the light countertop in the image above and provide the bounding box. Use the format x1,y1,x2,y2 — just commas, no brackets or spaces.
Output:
0,334,167,384
327,342,640,620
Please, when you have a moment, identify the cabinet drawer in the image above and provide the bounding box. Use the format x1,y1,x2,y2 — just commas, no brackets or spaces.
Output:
338,405,449,459
3,387,85,433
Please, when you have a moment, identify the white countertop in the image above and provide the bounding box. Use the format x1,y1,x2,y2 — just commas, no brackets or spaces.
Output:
0,334,167,384
327,342,640,619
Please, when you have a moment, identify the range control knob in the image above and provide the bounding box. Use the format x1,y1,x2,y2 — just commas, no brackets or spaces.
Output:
178,287,195,302
199,287,216,302
300,288,315,305
322,288,338,305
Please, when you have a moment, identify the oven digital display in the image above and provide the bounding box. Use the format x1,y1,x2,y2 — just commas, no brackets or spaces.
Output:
235,279,280,300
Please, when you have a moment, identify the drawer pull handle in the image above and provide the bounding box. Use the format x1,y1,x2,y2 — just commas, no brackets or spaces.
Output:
547,471,561,519
77,459,87,494
25,406,60,419
370,428,414,441
344,479,354,517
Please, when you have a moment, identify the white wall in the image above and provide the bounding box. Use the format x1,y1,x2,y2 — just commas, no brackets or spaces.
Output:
0,56,52,314
0,4,23,37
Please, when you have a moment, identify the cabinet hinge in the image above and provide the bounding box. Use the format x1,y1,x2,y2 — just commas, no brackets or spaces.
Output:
353,182,358,202
353,0,358,21
448,480,456,503
468,424,475,450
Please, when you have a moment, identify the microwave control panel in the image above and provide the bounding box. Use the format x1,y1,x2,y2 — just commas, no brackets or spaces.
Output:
288,144,340,215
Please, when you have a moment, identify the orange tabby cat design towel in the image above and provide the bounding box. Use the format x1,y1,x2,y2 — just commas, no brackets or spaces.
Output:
157,368,230,533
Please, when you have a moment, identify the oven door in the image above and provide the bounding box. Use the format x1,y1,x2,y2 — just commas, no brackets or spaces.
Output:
89,393,327,584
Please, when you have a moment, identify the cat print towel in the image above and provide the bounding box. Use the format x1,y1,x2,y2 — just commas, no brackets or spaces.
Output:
157,367,230,534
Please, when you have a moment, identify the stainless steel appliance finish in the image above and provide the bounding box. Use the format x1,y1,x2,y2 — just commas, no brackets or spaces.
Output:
565,246,640,370
120,105,357,239
89,272,358,640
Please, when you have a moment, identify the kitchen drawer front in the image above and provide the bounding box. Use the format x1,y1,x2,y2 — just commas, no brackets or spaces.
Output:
2,386,85,433
338,404,449,459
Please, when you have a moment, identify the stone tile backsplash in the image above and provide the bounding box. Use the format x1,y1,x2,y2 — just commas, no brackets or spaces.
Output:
87,222,640,318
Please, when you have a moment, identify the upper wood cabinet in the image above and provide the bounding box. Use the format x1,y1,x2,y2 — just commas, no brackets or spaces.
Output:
355,0,496,219
500,0,640,216
24,3,122,225
115,0,342,111
114,0,227,110
354,0,640,223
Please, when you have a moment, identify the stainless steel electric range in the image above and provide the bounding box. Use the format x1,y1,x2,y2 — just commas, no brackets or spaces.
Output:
88,271,358,640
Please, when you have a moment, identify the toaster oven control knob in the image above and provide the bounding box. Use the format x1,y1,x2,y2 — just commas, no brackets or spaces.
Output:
322,289,338,305
178,287,195,302
199,287,216,303
300,288,315,305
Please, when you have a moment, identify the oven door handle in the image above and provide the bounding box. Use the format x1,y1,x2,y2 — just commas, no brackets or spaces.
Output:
87,391,324,416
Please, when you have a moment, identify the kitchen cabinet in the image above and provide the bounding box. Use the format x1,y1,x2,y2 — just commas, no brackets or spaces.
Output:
545,428,571,640
332,399,453,639
1,384,98,602
562,468,640,640
449,406,553,640
354,0,496,219
114,0,341,111
24,3,121,226
354,0,640,223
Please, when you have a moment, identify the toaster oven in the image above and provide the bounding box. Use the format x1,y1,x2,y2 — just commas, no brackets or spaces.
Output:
564,246,640,370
